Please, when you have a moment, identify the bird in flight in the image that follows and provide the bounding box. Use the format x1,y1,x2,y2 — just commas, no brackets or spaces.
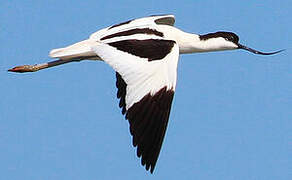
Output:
9,14,283,173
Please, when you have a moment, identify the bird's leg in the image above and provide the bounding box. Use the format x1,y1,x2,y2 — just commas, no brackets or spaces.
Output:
8,59,78,73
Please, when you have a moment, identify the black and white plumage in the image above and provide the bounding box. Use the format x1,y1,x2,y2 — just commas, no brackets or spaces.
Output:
9,14,283,173
88,16,179,172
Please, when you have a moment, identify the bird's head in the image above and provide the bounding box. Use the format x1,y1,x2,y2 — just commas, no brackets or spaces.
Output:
199,31,284,55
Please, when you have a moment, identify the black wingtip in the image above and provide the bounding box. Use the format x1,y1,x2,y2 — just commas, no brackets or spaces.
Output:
150,167,154,174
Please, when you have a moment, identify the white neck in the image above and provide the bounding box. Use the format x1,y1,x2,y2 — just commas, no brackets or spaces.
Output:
159,26,238,54
180,37,238,54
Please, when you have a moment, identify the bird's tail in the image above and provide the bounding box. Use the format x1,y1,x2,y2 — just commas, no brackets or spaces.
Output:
49,39,99,60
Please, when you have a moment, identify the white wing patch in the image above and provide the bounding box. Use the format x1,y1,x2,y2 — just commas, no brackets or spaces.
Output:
91,40,179,110
91,39,179,173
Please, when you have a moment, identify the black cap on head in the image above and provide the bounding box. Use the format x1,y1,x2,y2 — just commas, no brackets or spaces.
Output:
199,31,239,44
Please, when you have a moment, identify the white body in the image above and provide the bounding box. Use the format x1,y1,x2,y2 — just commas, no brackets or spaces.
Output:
47,15,239,173
49,15,237,60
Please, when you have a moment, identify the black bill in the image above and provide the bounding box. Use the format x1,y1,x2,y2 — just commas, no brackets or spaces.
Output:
238,44,284,55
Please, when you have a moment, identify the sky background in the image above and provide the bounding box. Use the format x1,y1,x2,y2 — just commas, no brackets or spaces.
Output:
1,1,291,180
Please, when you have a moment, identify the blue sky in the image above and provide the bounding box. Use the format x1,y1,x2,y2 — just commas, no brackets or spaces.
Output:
1,1,291,180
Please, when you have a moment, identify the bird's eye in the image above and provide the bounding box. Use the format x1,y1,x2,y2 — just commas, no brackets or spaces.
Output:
225,36,234,42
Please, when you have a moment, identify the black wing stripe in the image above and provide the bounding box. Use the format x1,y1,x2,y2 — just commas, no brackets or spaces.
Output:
115,73,127,114
131,98,155,142
101,28,164,41
135,104,159,153
121,84,174,173
131,100,153,143
150,110,170,173
139,107,164,163
115,72,174,173
143,97,171,173
108,39,175,61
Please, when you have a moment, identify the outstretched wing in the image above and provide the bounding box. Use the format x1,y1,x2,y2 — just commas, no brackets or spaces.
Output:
50,15,175,61
91,38,179,173
107,14,175,29
89,14,175,41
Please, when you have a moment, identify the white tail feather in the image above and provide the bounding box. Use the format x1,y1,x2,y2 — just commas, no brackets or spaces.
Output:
49,39,98,60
